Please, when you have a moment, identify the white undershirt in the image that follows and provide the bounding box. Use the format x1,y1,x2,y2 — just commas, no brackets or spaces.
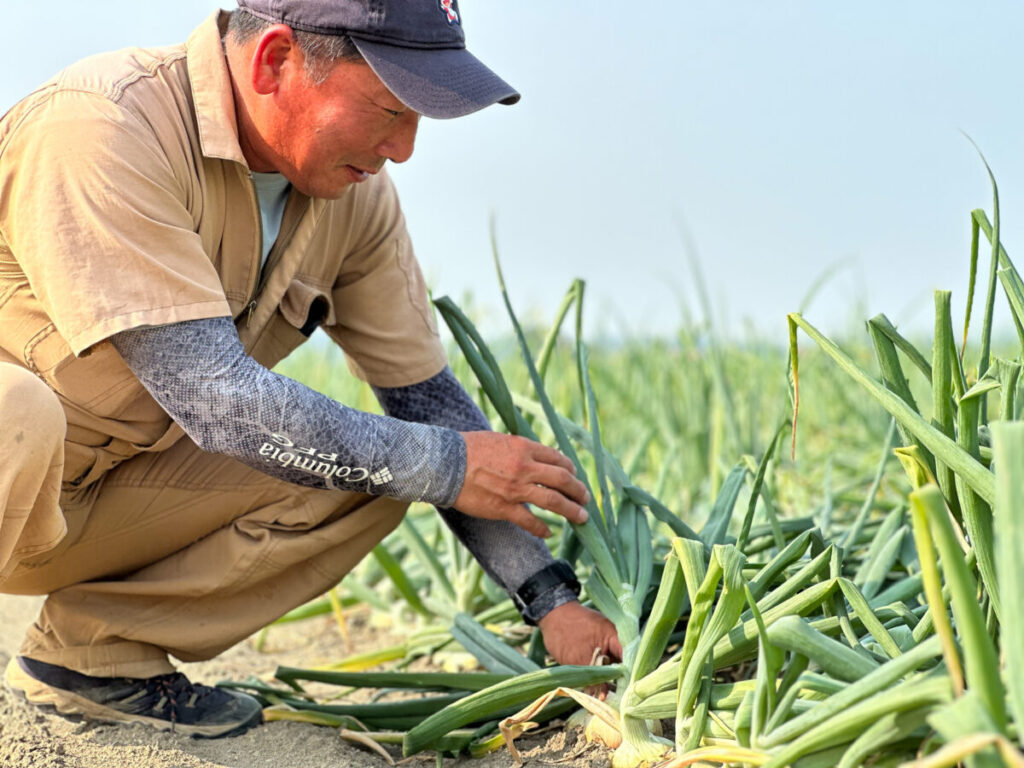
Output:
250,171,292,267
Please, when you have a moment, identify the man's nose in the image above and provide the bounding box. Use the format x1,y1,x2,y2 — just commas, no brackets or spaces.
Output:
376,112,420,164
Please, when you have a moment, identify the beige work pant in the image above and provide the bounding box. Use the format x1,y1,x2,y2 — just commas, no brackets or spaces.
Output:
0,362,407,678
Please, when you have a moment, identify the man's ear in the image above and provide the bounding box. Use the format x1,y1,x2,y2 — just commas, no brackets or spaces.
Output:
251,24,300,96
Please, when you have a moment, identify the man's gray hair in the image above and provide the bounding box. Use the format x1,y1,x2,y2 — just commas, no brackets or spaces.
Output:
226,9,364,84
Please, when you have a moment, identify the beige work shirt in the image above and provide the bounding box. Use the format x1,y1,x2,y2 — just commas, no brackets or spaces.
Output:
0,12,447,492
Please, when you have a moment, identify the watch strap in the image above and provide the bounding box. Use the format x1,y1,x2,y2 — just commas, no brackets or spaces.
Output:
512,560,581,626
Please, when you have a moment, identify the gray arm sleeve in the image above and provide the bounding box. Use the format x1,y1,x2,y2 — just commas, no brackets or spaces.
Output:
110,317,466,507
373,369,579,623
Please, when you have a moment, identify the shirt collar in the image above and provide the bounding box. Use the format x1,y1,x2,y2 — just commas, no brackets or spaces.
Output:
186,11,248,166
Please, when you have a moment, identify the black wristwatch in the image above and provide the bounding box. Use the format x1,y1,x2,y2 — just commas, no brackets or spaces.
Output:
512,560,581,626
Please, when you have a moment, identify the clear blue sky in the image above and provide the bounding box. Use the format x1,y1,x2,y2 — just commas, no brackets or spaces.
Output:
6,2,1023,342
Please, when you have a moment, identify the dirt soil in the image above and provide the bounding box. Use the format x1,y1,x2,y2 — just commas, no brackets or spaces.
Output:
0,594,612,768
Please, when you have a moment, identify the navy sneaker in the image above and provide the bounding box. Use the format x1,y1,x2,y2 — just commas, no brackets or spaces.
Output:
5,656,263,738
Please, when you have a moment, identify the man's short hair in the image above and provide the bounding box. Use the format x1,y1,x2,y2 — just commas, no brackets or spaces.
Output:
226,9,364,84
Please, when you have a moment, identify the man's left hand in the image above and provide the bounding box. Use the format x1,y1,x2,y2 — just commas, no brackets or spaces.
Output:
537,601,622,667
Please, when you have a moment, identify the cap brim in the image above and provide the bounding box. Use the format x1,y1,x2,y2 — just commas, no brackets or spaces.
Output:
351,39,520,119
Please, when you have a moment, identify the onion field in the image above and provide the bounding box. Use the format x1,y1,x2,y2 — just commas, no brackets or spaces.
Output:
235,183,1024,767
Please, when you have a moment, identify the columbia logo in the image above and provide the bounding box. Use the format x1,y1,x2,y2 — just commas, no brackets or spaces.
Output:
370,468,394,486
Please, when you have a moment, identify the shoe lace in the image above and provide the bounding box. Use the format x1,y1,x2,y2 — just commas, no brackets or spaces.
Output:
141,673,209,729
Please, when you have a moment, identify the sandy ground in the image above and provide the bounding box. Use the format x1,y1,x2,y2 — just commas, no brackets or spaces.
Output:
0,594,611,768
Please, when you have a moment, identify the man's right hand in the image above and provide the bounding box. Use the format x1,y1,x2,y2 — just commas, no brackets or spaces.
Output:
454,432,591,538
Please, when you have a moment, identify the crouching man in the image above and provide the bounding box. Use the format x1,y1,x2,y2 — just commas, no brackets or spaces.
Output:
0,0,620,736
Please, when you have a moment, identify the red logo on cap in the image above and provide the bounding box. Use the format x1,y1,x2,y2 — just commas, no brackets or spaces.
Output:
438,0,459,25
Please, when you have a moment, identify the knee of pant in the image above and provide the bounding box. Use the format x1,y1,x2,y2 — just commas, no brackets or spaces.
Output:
0,364,65,445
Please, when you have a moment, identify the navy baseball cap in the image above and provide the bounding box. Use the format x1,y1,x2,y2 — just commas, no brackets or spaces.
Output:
235,0,521,119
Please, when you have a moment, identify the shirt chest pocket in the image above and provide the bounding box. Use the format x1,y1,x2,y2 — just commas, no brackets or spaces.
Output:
280,278,335,337
249,278,336,369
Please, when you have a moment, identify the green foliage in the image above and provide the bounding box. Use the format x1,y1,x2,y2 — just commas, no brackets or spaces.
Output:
257,157,1024,767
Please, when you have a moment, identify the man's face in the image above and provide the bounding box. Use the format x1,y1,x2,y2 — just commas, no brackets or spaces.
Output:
249,40,421,199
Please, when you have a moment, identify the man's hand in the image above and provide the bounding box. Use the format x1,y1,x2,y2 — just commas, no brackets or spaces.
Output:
537,601,622,667
454,432,590,538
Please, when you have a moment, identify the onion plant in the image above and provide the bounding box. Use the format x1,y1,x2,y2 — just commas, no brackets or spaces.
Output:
251,156,1024,768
